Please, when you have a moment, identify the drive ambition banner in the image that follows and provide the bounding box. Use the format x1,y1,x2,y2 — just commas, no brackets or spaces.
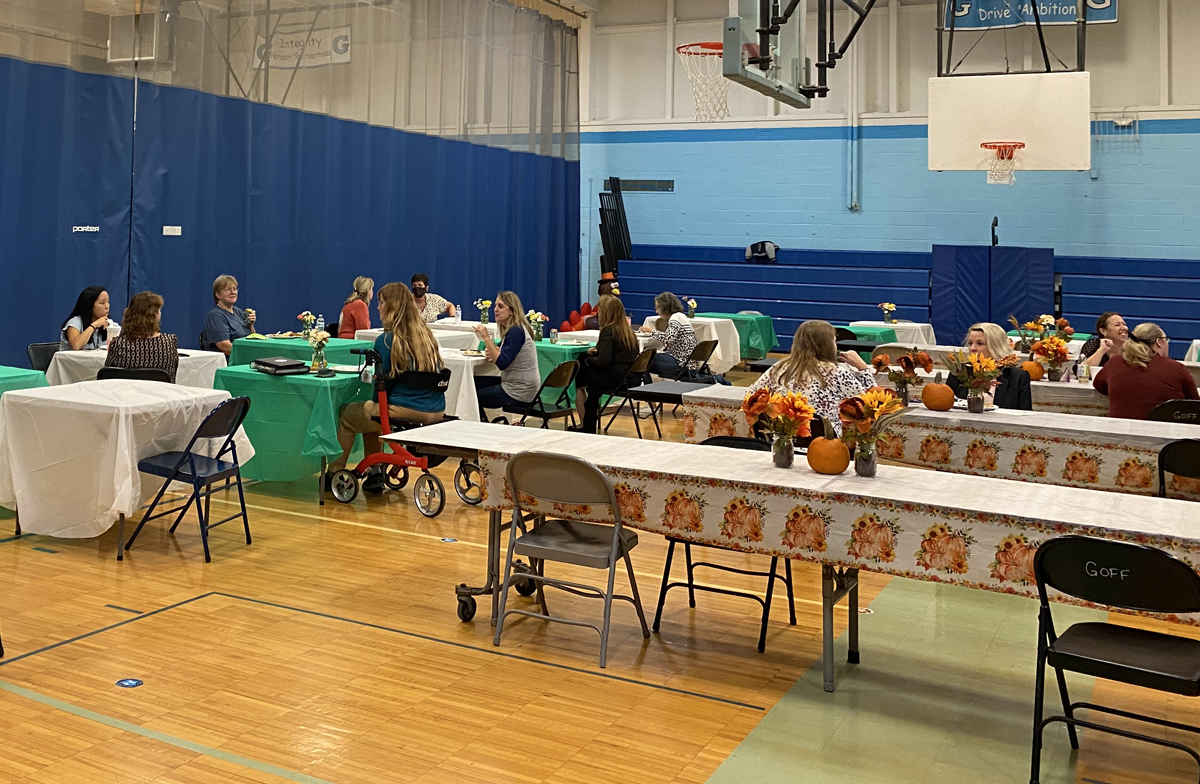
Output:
945,0,1117,30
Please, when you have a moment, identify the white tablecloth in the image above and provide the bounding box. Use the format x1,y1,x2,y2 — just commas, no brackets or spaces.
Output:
46,349,227,388
1185,341,1200,362
441,349,500,422
422,319,499,340
851,321,937,345
354,328,480,351
640,316,742,374
0,381,255,538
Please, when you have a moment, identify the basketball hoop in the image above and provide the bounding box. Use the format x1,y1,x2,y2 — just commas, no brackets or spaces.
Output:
981,141,1025,185
677,42,730,122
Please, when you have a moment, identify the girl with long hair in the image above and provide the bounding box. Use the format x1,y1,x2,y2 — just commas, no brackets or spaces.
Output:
104,291,179,382
338,276,374,338
61,286,112,350
329,282,445,483
472,290,541,417
1094,322,1198,419
573,295,640,433
947,322,1032,410
744,320,875,436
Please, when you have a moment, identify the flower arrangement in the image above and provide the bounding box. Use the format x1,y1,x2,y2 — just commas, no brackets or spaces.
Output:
838,388,907,477
1008,314,1075,353
683,297,698,317
526,309,549,340
297,310,316,337
474,298,493,324
878,302,897,322
742,388,816,468
307,329,331,351
1031,335,1072,381
871,348,933,404
943,350,1002,412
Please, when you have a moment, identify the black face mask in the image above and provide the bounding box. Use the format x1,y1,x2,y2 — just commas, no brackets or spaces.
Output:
413,287,427,298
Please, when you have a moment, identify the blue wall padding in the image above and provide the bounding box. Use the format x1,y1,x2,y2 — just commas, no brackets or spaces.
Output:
931,245,989,346
989,246,1054,329
0,57,134,363
0,55,579,367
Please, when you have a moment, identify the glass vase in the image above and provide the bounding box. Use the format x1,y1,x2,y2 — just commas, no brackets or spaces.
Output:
532,323,543,342
967,395,985,414
479,310,489,325
854,445,877,478
1047,365,1066,382
772,434,794,469
687,307,696,318
896,383,910,406
311,346,327,371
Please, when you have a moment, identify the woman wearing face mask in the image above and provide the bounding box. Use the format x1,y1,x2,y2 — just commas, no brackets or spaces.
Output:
61,286,114,350
411,273,456,323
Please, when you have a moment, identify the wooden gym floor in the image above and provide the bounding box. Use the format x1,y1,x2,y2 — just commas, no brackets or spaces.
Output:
0,364,1196,783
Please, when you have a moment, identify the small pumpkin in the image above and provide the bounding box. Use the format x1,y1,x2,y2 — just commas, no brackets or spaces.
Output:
1021,360,1045,381
807,437,851,475
921,372,955,411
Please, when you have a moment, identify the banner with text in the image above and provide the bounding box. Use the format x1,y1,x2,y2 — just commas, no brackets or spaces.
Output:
945,1,1117,30
255,26,351,69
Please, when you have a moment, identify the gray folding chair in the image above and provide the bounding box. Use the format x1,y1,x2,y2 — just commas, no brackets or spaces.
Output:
494,452,650,668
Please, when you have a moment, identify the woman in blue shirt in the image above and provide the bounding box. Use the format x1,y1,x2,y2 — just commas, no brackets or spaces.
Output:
60,286,113,350
473,291,540,419
201,274,256,356
329,282,445,485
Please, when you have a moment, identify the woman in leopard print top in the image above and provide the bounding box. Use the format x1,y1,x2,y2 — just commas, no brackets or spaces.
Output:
104,291,179,382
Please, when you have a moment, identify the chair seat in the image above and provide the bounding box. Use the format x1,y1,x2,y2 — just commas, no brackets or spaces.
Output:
513,519,638,569
503,402,574,417
138,452,239,482
1049,621,1200,696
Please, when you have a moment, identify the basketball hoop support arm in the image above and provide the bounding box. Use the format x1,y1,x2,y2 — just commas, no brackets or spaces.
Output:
938,0,1088,77
753,0,879,98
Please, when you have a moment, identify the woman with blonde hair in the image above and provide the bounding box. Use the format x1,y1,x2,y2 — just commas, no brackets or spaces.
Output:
329,283,445,483
948,322,1032,410
201,274,255,356
745,320,874,436
472,291,541,418
104,291,178,382
573,295,641,433
1094,322,1197,419
337,276,374,338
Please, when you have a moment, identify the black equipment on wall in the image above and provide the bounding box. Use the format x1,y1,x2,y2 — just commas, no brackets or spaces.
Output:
598,177,633,276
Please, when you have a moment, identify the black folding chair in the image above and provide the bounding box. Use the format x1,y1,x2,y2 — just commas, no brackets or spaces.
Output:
500,360,579,429
1158,439,1200,498
96,367,173,383
1030,535,1200,784
652,436,797,653
678,339,719,381
834,326,857,342
1149,399,1200,425
124,397,252,563
26,343,58,372
327,321,339,337
601,348,660,439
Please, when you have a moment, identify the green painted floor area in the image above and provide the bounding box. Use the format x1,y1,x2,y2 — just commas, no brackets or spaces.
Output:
709,579,1104,784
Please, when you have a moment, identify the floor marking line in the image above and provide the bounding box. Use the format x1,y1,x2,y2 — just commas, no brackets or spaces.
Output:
0,678,337,784
104,604,144,615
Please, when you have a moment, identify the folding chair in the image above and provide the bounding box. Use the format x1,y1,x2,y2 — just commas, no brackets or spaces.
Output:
494,452,650,668
601,348,660,439
678,339,719,381
500,360,579,429
96,367,172,383
652,435,796,652
327,321,339,338
124,397,252,563
26,343,58,372
1149,399,1200,425
1158,439,1200,498
834,326,858,342
1030,535,1200,784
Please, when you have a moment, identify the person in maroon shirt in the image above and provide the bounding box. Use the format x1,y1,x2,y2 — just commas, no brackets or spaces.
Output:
1093,322,1198,420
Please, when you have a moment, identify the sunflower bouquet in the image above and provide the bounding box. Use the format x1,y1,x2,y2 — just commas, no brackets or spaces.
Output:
838,387,908,453
742,388,816,468
944,350,1001,396
871,347,934,404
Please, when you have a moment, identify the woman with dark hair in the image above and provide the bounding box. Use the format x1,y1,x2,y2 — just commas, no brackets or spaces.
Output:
61,286,113,350
1080,312,1128,368
411,273,455,322
637,292,697,379
1094,322,1197,419
104,291,179,382
573,295,640,433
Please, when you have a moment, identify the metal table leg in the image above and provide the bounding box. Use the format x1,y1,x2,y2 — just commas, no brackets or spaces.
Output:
116,513,125,561
455,508,503,625
822,564,861,692
319,457,326,506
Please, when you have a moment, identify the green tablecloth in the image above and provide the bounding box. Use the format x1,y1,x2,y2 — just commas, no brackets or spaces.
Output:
1007,329,1092,341
535,340,593,406
229,337,375,367
842,325,899,343
0,366,48,395
695,312,779,360
213,366,370,482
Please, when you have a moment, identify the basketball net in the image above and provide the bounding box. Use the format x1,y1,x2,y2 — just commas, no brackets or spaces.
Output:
677,43,730,122
982,141,1024,186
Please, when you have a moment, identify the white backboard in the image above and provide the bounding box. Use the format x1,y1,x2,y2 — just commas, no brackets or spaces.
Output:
928,72,1092,172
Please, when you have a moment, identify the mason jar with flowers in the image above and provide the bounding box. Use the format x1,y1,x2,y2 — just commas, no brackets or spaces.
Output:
837,387,908,477
526,309,549,341
474,298,493,325
741,388,816,469
1031,335,1072,382
871,348,933,406
878,302,897,323
944,349,1003,413
685,297,698,318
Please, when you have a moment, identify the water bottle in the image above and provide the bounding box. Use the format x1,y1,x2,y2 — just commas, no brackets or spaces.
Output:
316,314,325,333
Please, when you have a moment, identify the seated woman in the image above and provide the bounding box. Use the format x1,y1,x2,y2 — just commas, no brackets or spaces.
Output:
104,291,179,382
329,283,446,486
637,292,697,379
473,291,541,418
60,286,113,350
412,274,456,322
573,295,640,433
948,323,1032,410
1079,311,1128,368
745,320,874,436
201,274,255,357
338,276,374,338
1094,322,1198,420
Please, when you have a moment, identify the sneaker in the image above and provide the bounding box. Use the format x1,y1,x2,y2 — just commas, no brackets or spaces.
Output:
362,472,386,495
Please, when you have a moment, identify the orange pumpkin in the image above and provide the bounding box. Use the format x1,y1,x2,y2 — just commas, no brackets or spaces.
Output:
807,437,851,475
1021,360,1045,381
921,382,955,411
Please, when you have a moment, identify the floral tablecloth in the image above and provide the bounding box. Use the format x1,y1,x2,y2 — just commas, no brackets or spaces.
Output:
385,422,1200,622
871,368,1109,417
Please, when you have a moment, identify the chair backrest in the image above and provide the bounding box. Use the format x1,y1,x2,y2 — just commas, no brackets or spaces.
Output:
327,321,340,337
1148,399,1200,425
397,367,452,391
27,342,59,372
628,348,656,375
507,451,619,511
195,396,252,441
834,327,857,342
541,360,579,391
700,435,770,451
688,339,718,365
1158,439,1200,490
738,310,764,316
871,342,907,360
654,316,668,332
1034,535,1200,615
97,366,173,383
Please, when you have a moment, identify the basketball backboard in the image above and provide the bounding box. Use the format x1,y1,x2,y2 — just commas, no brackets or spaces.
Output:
723,0,811,110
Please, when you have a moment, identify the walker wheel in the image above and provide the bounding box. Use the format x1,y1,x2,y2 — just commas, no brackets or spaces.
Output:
330,470,359,503
384,465,409,491
414,472,446,518
454,462,484,505
516,578,537,597
457,595,477,622
491,416,509,425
